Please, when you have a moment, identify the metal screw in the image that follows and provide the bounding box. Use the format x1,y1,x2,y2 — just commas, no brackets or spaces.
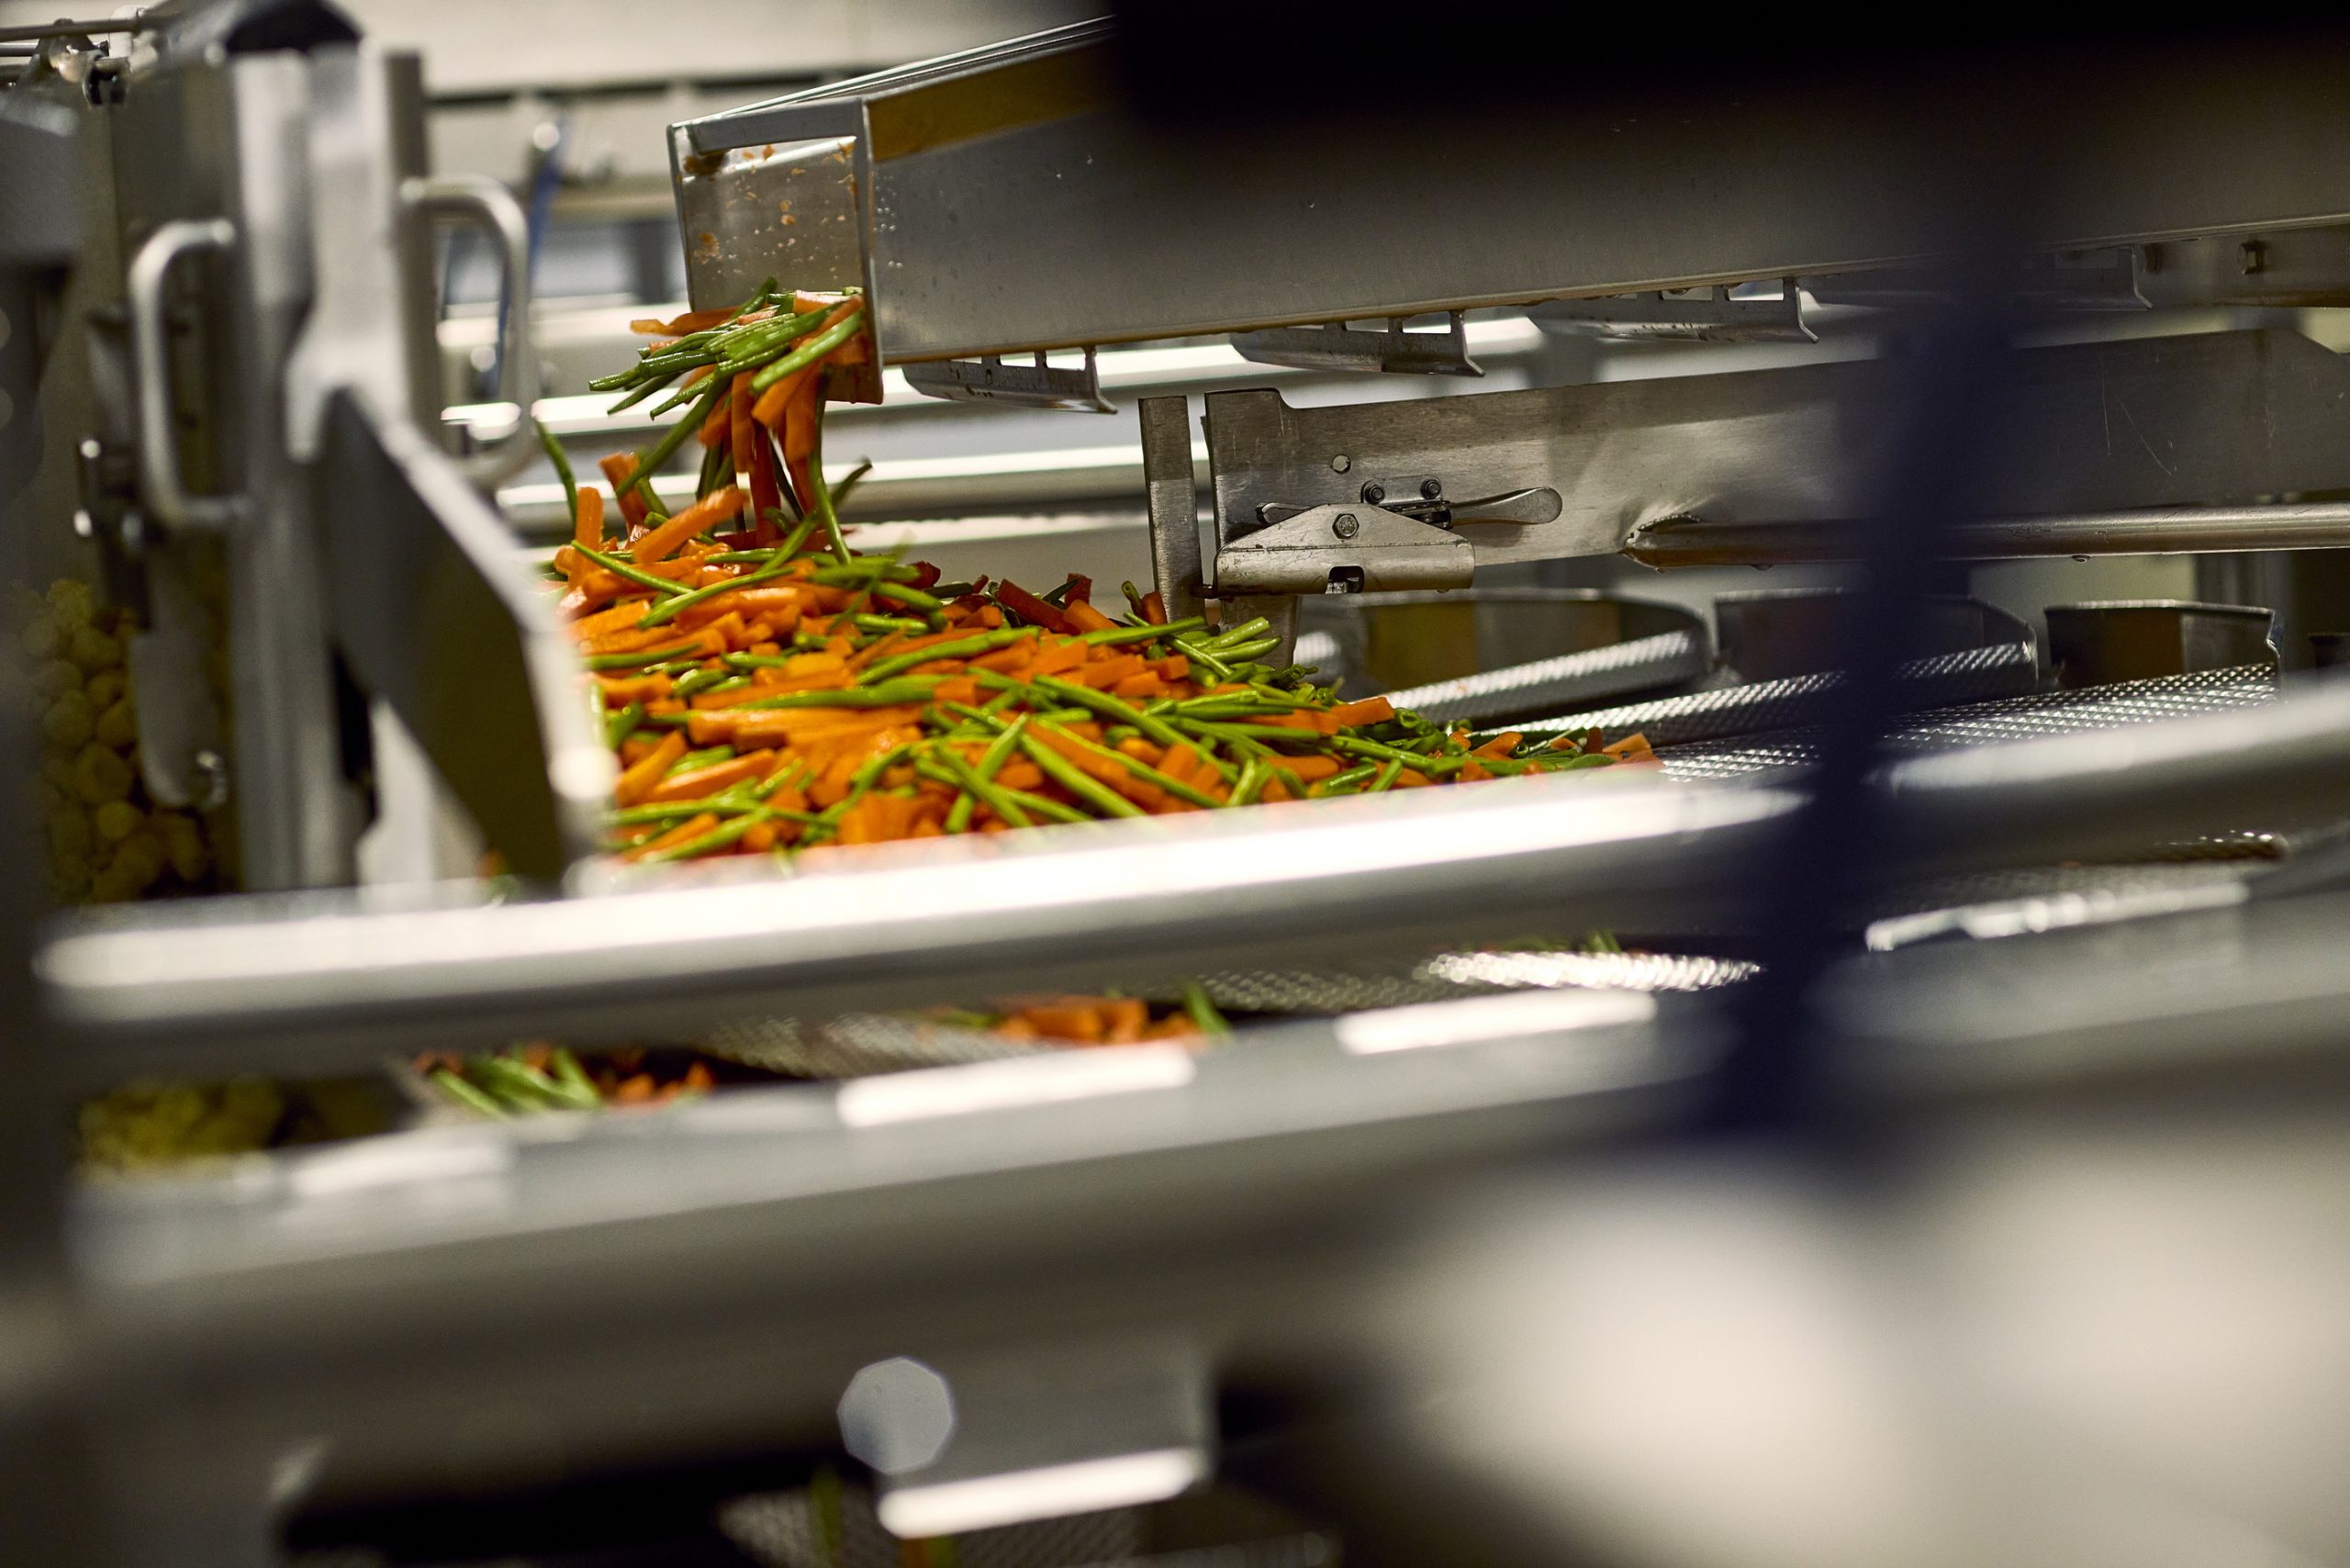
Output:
1420,478,1442,499
1361,482,1386,504
1330,454,1350,473
1332,512,1360,540
192,749,229,812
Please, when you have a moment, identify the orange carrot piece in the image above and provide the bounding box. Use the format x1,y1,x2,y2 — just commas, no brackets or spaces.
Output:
1329,696,1395,728
629,487,745,565
645,750,777,805
729,371,755,476
697,385,733,447
1063,599,1118,635
599,453,649,532
621,810,719,861
614,731,688,806
1472,732,1523,760
751,365,809,430
1140,590,1168,625
1601,732,1653,759
1109,673,1169,701
572,485,606,552
1279,754,1344,782
781,369,822,465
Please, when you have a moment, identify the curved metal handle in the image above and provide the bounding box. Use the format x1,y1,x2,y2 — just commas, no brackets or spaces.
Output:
127,218,240,532
402,174,539,489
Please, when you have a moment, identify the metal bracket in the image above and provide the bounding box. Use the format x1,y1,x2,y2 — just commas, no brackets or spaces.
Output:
1535,279,1815,343
1214,502,1474,596
901,345,1113,412
1258,476,1561,530
1807,248,2151,313
1231,310,1483,375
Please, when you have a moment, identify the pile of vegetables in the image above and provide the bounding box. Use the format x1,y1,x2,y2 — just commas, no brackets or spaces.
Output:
930,981,1232,1046
18,577,218,902
549,286,1654,861
416,1044,720,1117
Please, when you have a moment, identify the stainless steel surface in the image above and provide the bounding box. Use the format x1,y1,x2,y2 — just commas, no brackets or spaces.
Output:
1230,311,1483,376
44,666,2350,1081
674,21,2350,364
124,217,237,532
1713,589,2033,681
2043,599,2277,689
1303,588,1710,722
1536,281,1816,343
1140,394,1206,622
1526,644,2042,755
1651,665,2276,779
900,345,1113,411
1214,500,1475,597
1201,330,2350,592
1625,499,2350,566
399,173,537,487
319,388,608,880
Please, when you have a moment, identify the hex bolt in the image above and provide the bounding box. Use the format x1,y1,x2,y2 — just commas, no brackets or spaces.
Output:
1332,512,1360,540
1421,478,1443,499
1361,482,1386,504
1330,454,1351,473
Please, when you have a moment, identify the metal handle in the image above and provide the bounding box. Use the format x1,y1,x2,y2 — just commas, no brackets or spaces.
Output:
127,218,240,532
402,174,538,488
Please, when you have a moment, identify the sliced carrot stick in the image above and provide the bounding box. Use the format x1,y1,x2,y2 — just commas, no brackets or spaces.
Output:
567,597,659,638
996,580,1072,634
645,750,776,804
697,385,733,447
1329,696,1395,728
1063,599,1117,635
781,368,822,465
729,371,755,478
573,485,606,551
599,453,649,532
613,731,687,807
1140,590,1168,625
751,365,809,430
749,425,783,525
629,487,745,565
1472,732,1522,760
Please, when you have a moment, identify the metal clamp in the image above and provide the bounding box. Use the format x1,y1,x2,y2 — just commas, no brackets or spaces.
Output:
401,174,539,487
1214,503,1474,596
127,217,240,532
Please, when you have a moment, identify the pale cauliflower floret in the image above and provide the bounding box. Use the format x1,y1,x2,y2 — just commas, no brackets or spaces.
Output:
91,831,167,902
33,658,79,700
19,613,61,660
155,812,211,882
71,743,134,805
45,577,95,631
84,668,126,712
95,696,137,750
42,689,95,753
92,800,144,843
65,623,124,675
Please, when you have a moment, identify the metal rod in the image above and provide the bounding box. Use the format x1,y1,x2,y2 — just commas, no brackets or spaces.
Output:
0,17,148,43
1626,501,2350,567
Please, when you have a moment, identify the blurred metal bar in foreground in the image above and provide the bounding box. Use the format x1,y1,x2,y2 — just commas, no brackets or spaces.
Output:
39,670,2350,1081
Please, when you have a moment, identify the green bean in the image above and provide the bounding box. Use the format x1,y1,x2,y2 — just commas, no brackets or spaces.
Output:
1019,734,1144,819
1181,980,1231,1039
430,1068,509,1119
1215,638,1280,664
827,458,873,515
640,810,775,863
735,678,944,711
806,444,853,563
850,613,931,635
696,435,731,498
1021,673,1189,749
1329,734,1472,773
1228,756,1270,806
930,752,1031,830
551,1048,599,1103
1173,637,1236,681
474,1055,597,1113
1082,615,1206,646
1309,762,1381,796
670,667,731,701
873,581,946,614
1367,758,1404,792
571,543,692,598
748,308,867,393
584,642,705,671
997,785,1090,825
1033,719,1222,810
666,745,733,778
635,554,799,630
623,375,728,504
603,700,645,748
861,628,1028,686
1204,616,1272,649
537,420,579,528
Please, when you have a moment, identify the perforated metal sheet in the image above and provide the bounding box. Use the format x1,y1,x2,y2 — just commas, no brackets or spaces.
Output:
699,949,1755,1078
1379,629,1709,726
1516,643,2038,751
1656,665,2278,780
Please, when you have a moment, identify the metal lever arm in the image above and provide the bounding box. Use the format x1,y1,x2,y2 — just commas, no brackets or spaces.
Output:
317,386,608,879
126,217,240,532
402,174,538,488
